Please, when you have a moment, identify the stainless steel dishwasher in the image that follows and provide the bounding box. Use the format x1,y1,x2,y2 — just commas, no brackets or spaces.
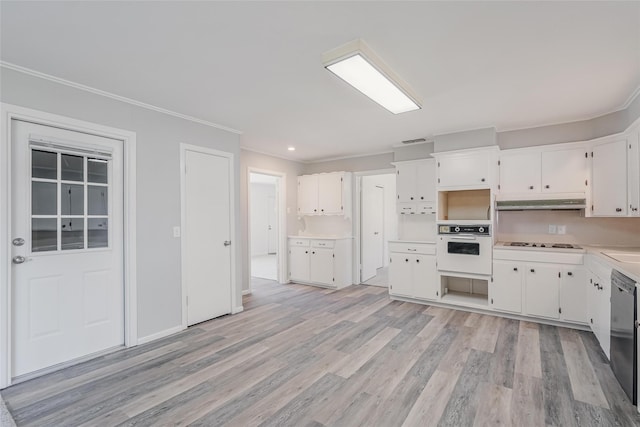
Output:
610,269,637,405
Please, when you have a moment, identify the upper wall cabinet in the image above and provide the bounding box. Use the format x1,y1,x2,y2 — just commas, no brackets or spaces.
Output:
590,138,628,217
394,159,436,214
433,147,499,190
627,124,640,216
297,172,352,217
498,144,588,197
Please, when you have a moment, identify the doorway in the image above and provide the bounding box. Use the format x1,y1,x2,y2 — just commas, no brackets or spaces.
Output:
357,172,398,286
249,172,280,282
181,144,234,327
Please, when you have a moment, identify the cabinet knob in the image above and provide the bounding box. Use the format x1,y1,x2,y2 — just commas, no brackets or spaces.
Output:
312,251,315,254
481,178,486,182
545,185,550,189
305,251,308,254
513,267,518,272
529,186,534,190
616,208,622,212
321,209,324,212
405,259,409,262
314,209,317,212
410,197,414,200
530,269,535,273
420,196,424,200
416,259,420,263
567,272,573,276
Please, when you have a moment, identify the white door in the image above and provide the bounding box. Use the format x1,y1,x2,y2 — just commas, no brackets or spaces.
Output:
525,264,560,319
413,255,438,300
559,267,587,323
591,139,628,216
267,195,277,254
11,120,124,378
317,173,343,214
491,261,522,313
361,181,384,282
184,149,232,326
389,254,413,297
541,148,587,193
309,248,334,285
297,175,318,215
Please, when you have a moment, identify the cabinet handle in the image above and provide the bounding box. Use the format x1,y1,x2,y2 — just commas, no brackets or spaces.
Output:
513,267,518,272
545,185,550,189
530,269,535,273
529,186,534,190
616,208,622,212
407,248,417,252
567,272,573,276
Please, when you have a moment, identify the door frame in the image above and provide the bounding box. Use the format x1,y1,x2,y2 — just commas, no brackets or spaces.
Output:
0,103,138,388
180,143,238,329
247,167,287,291
353,168,395,284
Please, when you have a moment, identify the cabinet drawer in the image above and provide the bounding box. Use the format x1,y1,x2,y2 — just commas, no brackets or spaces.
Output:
289,238,310,247
417,203,436,214
389,242,436,255
397,203,416,215
311,239,335,248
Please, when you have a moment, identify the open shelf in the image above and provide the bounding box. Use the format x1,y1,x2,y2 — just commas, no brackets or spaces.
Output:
440,291,489,308
440,274,489,308
438,189,491,221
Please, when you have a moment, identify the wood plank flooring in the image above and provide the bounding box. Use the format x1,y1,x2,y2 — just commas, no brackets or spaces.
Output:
2,278,639,426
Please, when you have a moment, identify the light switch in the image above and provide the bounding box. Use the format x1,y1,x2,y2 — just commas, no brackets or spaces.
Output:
548,224,557,234
557,225,566,235
173,226,181,238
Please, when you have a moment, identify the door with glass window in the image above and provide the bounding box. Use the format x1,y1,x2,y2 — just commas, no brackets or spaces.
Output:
10,119,124,379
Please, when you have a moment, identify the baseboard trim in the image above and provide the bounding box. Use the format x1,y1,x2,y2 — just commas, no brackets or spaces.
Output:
137,325,185,345
232,305,244,314
242,289,251,295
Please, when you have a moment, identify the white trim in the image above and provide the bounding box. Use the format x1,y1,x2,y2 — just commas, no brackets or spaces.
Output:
306,149,394,164
0,103,138,389
0,61,242,136
622,84,640,110
352,168,395,284
241,146,303,164
247,168,288,289
180,143,238,330
137,325,183,346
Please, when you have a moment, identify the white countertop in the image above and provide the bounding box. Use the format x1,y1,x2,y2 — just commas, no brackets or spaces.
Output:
389,239,436,244
583,246,640,284
288,235,353,240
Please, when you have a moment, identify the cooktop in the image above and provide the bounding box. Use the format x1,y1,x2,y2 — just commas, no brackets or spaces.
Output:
503,242,582,250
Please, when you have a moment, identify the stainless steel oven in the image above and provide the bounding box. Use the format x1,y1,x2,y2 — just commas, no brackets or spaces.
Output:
437,224,492,275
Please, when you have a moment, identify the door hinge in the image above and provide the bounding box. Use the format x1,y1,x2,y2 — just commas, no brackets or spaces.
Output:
558,272,561,278
333,278,335,282
585,152,588,158
437,162,440,167
437,178,440,183
436,291,439,296
491,298,493,304
497,184,501,190
390,285,393,290
590,152,594,157
341,177,343,182
585,179,588,186
498,160,501,166
591,205,594,211
490,277,493,282
559,307,562,314
332,254,335,258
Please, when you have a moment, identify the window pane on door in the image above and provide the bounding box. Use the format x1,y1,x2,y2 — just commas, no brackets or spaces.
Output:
88,159,108,184
88,186,108,215
61,154,84,181
88,218,108,248
32,150,57,179
61,184,84,215
32,182,57,215
32,218,57,252
61,218,84,250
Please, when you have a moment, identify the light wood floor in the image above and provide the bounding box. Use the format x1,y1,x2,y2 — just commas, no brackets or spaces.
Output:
2,278,639,426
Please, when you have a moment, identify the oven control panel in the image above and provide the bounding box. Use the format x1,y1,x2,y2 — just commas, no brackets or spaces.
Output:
438,224,491,235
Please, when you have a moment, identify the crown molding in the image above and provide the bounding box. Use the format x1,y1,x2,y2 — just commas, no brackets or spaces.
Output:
0,61,243,135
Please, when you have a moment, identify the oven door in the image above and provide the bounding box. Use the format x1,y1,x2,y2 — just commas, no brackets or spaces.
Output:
437,234,492,275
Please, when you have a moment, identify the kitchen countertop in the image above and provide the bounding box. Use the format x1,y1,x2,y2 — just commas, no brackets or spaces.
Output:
583,246,640,284
288,235,353,239
389,239,436,244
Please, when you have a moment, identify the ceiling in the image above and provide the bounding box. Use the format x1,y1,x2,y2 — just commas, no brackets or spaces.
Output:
1,2,639,162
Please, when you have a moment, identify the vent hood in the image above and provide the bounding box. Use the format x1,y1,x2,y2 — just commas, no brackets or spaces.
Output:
496,198,586,211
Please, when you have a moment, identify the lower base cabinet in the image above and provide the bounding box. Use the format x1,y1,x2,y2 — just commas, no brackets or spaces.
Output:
288,237,352,288
586,257,612,359
389,242,438,300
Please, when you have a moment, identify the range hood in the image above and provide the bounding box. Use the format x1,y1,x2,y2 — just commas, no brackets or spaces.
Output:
496,198,587,211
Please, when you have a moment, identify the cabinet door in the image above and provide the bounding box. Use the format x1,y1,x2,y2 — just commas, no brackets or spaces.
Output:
309,248,334,285
491,261,523,313
413,255,438,300
317,173,343,215
389,253,413,297
438,152,490,188
499,152,540,194
592,139,628,216
541,148,587,194
598,279,611,359
297,175,318,215
559,267,587,323
289,246,309,282
525,264,560,319
586,271,600,335
628,130,640,215
396,163,417,203
416,160,436,204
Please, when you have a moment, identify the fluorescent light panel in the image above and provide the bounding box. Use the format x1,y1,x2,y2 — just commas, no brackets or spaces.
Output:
323,40,421,114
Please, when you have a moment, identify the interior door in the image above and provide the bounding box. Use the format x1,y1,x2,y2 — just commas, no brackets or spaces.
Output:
184,149,232,326
267,195,277,254
361,180,384,282
11,119,124,379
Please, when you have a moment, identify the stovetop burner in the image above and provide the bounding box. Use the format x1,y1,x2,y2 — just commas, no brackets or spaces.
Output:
504,242,582,250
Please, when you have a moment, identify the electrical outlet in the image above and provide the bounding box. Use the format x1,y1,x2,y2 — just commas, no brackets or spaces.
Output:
557,225,566,235
548,224,557,234
173,226,181,238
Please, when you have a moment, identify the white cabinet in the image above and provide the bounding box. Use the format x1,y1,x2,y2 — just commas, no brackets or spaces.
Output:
394,159,436,215
525,264,561,319
627,125,640,216
559,266,588,324
491,261,523,313
434,148,498,190
288,237,352,288
297,172,352,216
388,242,438,300
586,256,612,359
591,138,628,216
498,145,587,196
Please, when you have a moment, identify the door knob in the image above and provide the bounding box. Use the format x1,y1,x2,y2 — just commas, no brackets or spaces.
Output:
223,240,231,246
12,256,26,264
12,238,25,247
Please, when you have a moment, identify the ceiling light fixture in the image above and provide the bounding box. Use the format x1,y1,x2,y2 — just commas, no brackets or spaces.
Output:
322,39,421,115
287,146,296,151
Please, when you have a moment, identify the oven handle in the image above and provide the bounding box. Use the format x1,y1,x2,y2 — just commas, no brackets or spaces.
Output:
449,235,477,240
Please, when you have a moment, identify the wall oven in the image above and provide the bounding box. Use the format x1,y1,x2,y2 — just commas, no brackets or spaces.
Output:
437,224,492,275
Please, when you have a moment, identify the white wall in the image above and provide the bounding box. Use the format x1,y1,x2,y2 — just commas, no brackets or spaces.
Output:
250,182,276,256
1,68,242,341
